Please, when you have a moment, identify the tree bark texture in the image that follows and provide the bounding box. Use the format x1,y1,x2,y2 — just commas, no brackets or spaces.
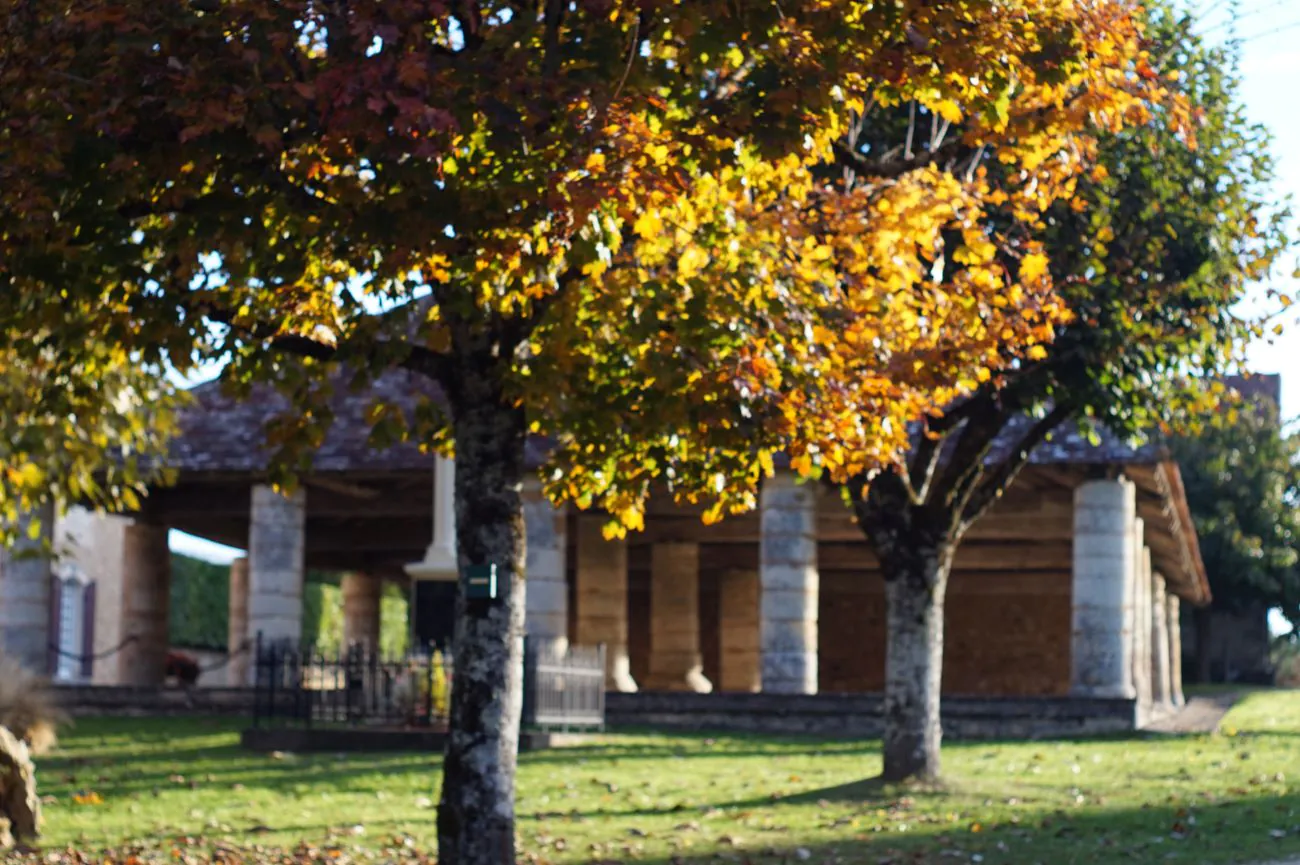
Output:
436,375,528,865
878,540,952,782
858,476,956,783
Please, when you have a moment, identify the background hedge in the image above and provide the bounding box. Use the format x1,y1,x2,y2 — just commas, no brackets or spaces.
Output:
168,553,408,655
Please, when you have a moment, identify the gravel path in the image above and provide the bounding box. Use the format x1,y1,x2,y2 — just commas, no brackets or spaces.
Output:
1143,691,1242,734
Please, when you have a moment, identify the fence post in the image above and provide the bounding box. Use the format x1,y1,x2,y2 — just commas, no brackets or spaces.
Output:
598,643,607,732
369,643,379,718
424,642,434,727
266,634,277,728
252,632,263,728
521,635,535,730
299,646,310,729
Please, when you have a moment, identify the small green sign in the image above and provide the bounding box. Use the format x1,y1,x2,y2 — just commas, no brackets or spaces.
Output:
466,564,498,600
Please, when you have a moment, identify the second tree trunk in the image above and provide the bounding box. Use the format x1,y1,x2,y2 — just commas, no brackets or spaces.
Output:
876,535,954,782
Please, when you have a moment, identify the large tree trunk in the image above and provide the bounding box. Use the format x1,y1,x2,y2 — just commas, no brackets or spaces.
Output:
858,475,956,783
437,377,529,865
877,541,953,782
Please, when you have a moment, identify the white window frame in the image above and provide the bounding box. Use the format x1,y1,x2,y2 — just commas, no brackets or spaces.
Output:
53,562,92,683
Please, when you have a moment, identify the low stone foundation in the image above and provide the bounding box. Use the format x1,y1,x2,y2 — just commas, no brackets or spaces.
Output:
607,692,1139,740
52,685,255,716
241,726,446,753
54,685,1141,741
241,727,580,753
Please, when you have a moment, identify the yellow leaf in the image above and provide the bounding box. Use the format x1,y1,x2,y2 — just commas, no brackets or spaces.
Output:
933,99,963,124
1020,252,1049,282
633,210,662,240
678,246,709,279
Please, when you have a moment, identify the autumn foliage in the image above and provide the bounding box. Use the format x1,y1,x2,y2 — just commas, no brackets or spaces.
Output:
2,0,1179,525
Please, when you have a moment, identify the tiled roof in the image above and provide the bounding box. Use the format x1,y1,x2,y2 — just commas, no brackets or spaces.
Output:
171,374,1168,474
1002,414,1165,467
171,368,548,474
170,369,440,473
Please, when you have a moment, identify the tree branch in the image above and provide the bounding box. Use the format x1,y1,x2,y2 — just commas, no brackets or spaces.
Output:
904,426,944,504
929,391,1004,511
831,137,970,180
275,332,452,382
958,401,1076,531
451,0,485,50
203,303,454,385
542,0,565,78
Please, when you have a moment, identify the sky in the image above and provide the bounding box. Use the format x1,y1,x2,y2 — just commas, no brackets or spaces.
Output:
172,7,1300,586
1218,2,1300,422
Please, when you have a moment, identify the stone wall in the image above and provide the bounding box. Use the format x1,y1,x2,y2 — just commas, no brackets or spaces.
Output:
52,684,256,716
606,692,1139,739
57,507,130,685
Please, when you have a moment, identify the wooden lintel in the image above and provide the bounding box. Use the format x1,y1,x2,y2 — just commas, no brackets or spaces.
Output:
305,476,382,500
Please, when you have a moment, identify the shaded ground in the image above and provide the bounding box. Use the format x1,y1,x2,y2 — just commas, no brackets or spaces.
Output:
1147,691,1244,734
13,689,1300,864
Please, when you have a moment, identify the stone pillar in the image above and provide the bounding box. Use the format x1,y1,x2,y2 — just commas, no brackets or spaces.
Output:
1132,526,1152,718
118,522,172,686
247,485,306,655
1167,594,1185,706
760,472,818,694
406,455,457,581
1070,478,1137,698
227,557,250,687
342,572,382,653
718,570,761,692
644,542,711,692
523,480,567,647
574,514,637,691
0,503,55,673
1151,571,1172,708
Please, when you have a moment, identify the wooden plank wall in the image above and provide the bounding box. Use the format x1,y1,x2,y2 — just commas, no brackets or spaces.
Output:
816,483,1075,696
603,472,1077,697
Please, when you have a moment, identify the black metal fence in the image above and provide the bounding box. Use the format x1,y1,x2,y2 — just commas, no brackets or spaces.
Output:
250,636,453,729
524,639,606,730
250,634,606,731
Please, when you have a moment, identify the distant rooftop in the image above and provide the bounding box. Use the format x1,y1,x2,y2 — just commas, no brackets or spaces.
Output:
1223,372,1282,407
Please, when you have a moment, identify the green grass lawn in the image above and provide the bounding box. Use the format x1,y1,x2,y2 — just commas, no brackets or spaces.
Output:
21,690,1300,864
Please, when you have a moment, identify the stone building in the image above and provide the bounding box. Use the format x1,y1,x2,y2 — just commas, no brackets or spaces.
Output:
0,371,1208,731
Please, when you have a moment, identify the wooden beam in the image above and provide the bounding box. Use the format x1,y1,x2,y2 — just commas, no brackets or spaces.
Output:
815,509,1073,542
824,570,1071,596
305,476,382,500
816,540,1072,572
145,481,432,520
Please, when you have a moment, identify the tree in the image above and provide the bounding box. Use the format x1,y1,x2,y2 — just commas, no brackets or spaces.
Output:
0,339,178,535
1,0,1181,859
1169,389,1300,679
757,7,1286,780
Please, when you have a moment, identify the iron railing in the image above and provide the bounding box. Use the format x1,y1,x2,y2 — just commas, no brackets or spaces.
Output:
250,634,606,731
251,636,453,729
523,638,606,731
